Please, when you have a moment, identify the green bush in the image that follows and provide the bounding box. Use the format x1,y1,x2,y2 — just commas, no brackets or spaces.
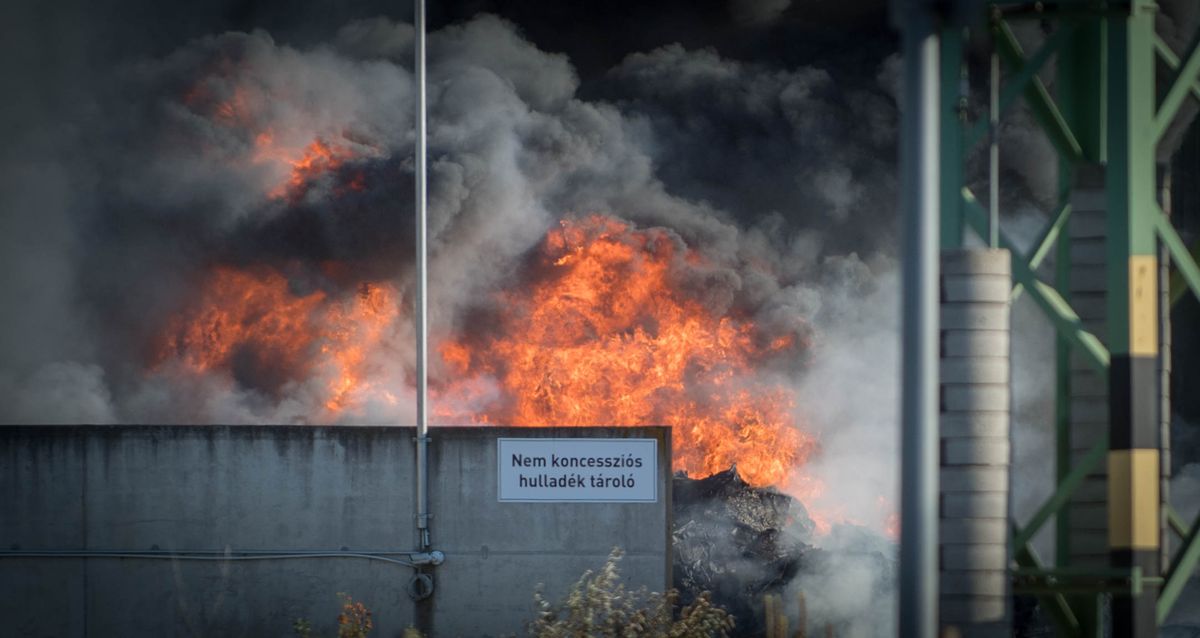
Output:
529,548,734,638
293,593,373,638
294,551,732,638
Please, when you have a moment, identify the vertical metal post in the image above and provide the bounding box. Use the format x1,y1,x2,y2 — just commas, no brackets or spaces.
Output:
989,50,1000,249
1106,1,1160,635
1056,20,1107,635
414,0,431,550
1158,166,1172,572
1055,193,1073,568
941,26,966,250
896,1,941,635
1067,164,1109,637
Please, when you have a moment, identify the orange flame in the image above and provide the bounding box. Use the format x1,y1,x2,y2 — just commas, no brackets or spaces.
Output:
253,136,365,201
179,79,369,201
156,266,397,417
320,282,398,411
159,266,324,378
439,215,816,487
156,218,816,489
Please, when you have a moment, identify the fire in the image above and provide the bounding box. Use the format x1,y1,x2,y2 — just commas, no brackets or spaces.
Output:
159,266,325,378
320,282,398,411
256,137,366,202
155,217,815,489
164,78,819,486
180,79,370,202
439,215,816,487
154,65,835,521
156,265,398,417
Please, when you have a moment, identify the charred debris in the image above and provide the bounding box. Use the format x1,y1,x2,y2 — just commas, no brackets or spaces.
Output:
671,467,890,636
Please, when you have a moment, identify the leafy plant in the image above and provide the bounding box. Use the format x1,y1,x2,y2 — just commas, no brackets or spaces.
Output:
529,548,734,637
292,593,373,638
292,555,731,638
336,593,373,638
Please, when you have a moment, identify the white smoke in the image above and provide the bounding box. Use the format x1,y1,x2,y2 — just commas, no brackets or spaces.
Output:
0,362,117,424
783,255,900,637
789,254,899,533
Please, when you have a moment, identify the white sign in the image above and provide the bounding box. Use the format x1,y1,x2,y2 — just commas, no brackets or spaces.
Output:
498,438,658,502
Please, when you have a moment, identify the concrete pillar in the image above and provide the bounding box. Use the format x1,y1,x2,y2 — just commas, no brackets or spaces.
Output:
939,248,1012,638
1068,165,1110,568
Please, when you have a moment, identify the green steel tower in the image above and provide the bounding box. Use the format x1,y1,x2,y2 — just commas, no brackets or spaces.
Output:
897,1,1200,636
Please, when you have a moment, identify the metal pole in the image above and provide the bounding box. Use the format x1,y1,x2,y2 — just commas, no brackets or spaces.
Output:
989,50,1000,249
1056,21,1107,633
414,0,431,551
939,25,966,250
898,3,940,636
1054,181,1072,571
1106,3,1160,634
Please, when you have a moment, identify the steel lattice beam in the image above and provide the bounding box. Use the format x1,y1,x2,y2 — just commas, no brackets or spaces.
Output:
1155,31,1200,144
962,188,1110,371
928,2,1200,633
1156,204,1200,304
994,19,1084,163
1011,199,1073,302
967,23,1079,152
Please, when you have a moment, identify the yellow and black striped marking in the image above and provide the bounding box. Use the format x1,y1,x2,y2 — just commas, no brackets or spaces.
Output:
1108,253,1160,637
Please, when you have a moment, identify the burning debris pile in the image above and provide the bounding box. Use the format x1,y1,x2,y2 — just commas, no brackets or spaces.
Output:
673,466,814,635
672,466,899,636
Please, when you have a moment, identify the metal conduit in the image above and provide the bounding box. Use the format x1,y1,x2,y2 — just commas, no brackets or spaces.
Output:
0,548,450,568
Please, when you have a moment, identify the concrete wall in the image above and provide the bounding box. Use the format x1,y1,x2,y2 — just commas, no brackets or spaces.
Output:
0,425,671,637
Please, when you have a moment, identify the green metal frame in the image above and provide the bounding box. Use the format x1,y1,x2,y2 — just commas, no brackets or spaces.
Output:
1013,523,1082,635
961,188,1110,371
1011,199,1073,302
1169,239,1200,306
991,20,1085,163
938,2,1200,635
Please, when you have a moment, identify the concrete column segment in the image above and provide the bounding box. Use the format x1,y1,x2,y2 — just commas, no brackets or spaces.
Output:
939,248,1012,637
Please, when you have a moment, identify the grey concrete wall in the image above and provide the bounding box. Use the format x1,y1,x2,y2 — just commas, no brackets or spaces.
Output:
0,425,671,637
